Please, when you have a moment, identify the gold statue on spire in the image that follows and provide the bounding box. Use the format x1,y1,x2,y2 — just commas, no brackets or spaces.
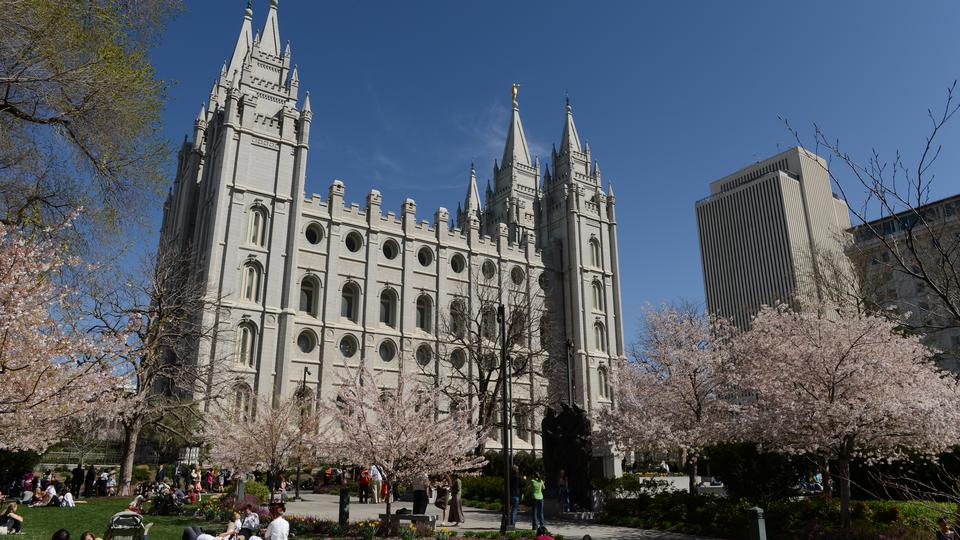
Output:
511,83,521,107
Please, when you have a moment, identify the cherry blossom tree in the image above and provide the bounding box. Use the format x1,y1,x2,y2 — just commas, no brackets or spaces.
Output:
206,393,327,491
731,301,960,528
597,303,733,492
0,224,124,451
325,366,488,518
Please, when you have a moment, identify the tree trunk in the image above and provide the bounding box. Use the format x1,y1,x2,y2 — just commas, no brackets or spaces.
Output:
118,419,142,497
688,455,698,494
838,456,851,529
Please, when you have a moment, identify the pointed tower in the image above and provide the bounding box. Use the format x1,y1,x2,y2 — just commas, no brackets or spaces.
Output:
486,84,540,243
158,0,313,407
457,163,483,230
536,96,626,437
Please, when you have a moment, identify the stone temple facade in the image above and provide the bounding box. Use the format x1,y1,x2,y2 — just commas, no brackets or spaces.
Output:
159,0,626,466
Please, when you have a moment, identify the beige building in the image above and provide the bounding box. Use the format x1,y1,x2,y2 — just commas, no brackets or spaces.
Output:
851,194,960,370
158,0,626,469
695,147,851,328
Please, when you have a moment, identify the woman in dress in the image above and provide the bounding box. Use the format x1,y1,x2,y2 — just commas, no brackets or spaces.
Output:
446,474,465,526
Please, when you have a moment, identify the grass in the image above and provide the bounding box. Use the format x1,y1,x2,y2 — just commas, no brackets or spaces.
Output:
13,497,200,540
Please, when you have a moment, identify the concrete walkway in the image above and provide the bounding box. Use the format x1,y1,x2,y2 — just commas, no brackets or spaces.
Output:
285,493,719,540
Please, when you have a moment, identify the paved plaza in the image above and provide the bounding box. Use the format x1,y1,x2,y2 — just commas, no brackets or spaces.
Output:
285,493,719,540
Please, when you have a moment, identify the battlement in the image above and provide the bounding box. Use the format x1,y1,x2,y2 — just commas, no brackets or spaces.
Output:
298,180,542,259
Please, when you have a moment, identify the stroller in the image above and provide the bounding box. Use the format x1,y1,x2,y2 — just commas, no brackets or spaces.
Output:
103,512,153,540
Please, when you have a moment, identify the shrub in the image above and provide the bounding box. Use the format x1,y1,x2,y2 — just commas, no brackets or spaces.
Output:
132,464,152,483
703,442,807,502
461,476,503,503
243,480,270,502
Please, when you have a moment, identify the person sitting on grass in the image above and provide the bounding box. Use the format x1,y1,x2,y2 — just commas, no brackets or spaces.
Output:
239,505,259,540
60,488,75,508
79,531,95,540
128,494,147,514
1,502,23,533
261,503,288,540
52,528,70,540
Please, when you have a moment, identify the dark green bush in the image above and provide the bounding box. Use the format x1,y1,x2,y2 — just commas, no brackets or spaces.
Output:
703,442,807,502
461,476,502,503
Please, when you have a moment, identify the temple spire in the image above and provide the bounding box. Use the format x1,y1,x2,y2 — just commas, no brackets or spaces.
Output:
261,0,281,56
226,2,254,77
501,83,531,167
465,163,482,216
561,95,582,154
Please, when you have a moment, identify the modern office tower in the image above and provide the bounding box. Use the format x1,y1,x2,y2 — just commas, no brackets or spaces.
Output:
695,147,851,328
850,194,960,370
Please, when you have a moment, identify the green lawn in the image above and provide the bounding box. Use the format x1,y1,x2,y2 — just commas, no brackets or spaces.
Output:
14,497,202,540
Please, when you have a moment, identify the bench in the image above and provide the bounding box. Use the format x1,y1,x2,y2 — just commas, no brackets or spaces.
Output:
379,513,437,535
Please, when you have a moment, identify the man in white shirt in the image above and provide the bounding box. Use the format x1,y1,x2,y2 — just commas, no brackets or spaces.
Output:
240,504,260,540
263,504,289,540
369,465,382,504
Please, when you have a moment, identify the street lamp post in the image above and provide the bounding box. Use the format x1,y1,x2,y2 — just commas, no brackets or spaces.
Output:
497,304,513,534
295,365,311,501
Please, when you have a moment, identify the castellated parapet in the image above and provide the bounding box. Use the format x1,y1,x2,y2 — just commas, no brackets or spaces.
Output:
158,1,626,467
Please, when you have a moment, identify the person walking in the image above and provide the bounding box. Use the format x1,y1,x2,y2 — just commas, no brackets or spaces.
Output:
369,465,382,504
446,474,465,527
510,466,522,527
530,471,545,531
358,467,370,503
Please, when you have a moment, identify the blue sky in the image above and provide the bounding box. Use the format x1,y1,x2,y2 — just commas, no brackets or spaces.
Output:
150,0,960,339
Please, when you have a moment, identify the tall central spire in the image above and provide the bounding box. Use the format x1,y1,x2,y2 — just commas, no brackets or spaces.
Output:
501,83,531,167
260,0,281,56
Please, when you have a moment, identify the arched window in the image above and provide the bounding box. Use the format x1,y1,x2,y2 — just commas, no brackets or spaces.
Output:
589,237,601,267
598,366,610,399
236,323,257,367
299,276,319,315
416,294,433,333
450,299,468,338
592,281,604,312
481,305,498,341
341,282,360,322
514,407,530,442
379,289,398,328
234,383,253,419
294,385,314,417
248,206,267,247
594,322,607,353
241,262,262,303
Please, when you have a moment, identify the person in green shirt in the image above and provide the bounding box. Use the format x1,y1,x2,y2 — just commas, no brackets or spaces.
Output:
530,472,545,530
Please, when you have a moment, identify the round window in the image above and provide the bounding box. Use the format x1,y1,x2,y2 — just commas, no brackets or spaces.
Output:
538,272,548,290
297,331,316,354
511,266,525,286
345,231,363,253
415,344,432,366
417,246,434,267
382,239,399,260
339,334,358,358
305,223,324,245
378,340,396,362
481,260,496,280
450,348,466,370
450,253,466,274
